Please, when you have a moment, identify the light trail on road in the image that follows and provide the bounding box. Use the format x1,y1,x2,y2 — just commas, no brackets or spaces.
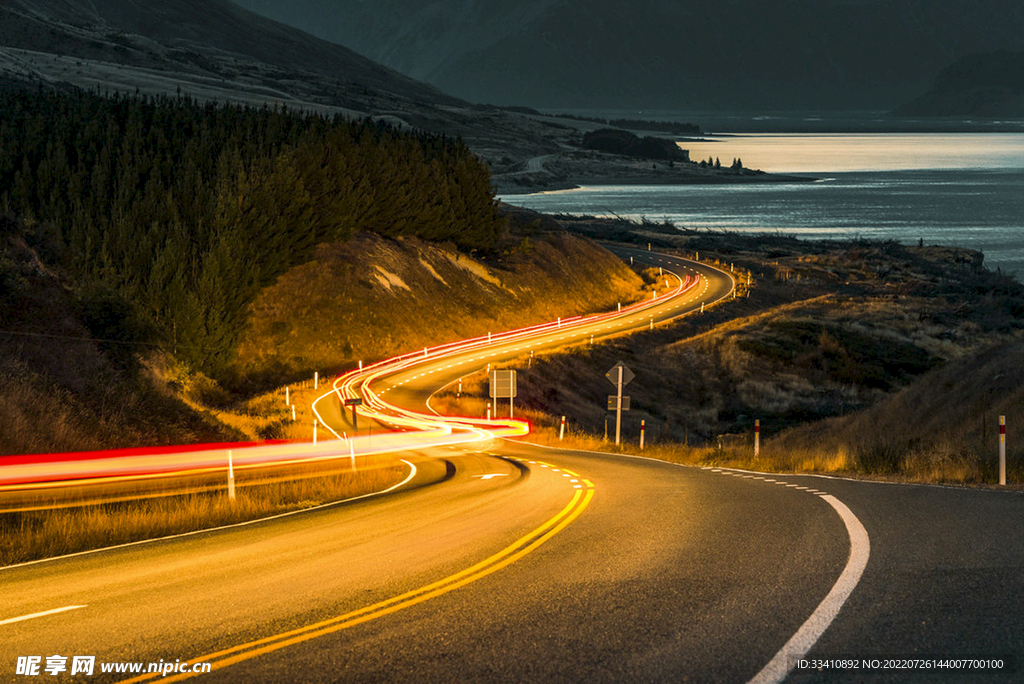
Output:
0,251,717,504
7,249,1017,683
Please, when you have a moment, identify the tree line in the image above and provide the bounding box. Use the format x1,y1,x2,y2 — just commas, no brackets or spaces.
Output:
0,89,502,378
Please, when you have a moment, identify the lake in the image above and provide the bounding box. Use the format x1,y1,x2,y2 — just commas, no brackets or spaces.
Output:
499,133,1024,278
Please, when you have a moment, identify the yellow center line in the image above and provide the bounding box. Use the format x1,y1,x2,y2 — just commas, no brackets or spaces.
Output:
123,478,595,683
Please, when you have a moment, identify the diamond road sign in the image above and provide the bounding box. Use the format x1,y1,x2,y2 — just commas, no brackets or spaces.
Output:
606,361,634,387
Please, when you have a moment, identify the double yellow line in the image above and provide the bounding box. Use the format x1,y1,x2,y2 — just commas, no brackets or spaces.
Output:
123,477,594,682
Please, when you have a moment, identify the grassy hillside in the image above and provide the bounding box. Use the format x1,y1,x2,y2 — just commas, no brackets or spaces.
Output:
233,223,645,390
0,218,237,455
505,217,1024,484
771,342,1024,481
0,89,502,379
0,208,645,453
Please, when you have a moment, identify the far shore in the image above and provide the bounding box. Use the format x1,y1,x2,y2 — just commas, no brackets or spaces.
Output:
495,170,816,196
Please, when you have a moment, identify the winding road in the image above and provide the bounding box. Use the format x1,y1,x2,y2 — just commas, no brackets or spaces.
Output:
2,250,1022,683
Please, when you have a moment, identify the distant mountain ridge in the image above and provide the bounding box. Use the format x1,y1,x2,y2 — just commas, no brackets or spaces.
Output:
895,49,1024,117
235,0,1024,111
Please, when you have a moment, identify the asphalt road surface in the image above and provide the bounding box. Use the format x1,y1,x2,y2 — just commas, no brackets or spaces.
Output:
3,251,1021,683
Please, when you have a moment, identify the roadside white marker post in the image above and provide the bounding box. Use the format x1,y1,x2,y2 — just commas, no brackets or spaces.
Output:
696,251,699,261
359,360,363,370
314,371,318,390
227,450,235,501
618,302,621,312
313,419,318,444
488,332,492,343
999,415,1006,485
487,402,492,421
630,256,634,265
458,378,463,399
350,440,356,472
650,317,654,330
424,347,428,356
754,419,761,457
285,386,289,406
647,243,651,250
640,420,645,449
659,267,663,275
560,416,566,441
558,317,561,328
590,335,594,345
700,302,705,314
291,405,296,421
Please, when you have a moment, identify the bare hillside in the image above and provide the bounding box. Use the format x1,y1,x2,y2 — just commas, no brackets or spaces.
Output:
234,229,645,389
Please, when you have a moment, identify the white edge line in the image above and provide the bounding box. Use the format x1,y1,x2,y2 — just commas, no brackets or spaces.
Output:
0,605,87,626
0,460,418,573
516,440,871,684
704,465,1024,495
518,442,1017,496
747,494,870,684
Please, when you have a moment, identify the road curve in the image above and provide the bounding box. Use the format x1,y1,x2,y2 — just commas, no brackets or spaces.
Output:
3,249,1022,683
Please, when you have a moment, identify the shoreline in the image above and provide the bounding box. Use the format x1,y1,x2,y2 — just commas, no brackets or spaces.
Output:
496,171,816,196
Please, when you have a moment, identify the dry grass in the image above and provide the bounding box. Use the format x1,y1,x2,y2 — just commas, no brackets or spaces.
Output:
518,416,1022,489
0,457,405,566
0,366,408,567
232,232,648,392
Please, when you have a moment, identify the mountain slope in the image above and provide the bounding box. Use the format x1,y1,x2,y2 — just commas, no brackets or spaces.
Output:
0,0,456,111
0,0,611,173
895,50,1024,117
0,217,238,455
235,0,1024,111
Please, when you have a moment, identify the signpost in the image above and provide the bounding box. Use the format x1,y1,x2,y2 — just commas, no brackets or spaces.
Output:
489,370,517,418
344,397,363,431
606,361,634,445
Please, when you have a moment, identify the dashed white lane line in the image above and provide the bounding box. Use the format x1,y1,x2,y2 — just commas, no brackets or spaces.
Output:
0,605,87,626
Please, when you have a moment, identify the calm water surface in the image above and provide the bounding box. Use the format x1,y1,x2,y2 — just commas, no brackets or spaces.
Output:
500,134,1024,277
